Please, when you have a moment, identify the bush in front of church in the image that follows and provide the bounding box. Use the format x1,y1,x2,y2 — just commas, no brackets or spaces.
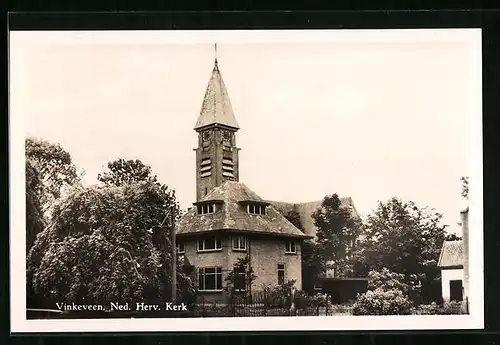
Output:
351,288,413,315
413,300,465,315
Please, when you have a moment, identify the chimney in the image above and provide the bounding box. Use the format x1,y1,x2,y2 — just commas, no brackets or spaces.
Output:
460,207,469,302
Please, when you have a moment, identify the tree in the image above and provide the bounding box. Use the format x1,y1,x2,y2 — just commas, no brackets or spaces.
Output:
284,210,303,231
26,137,81,212
445,233,462,241
98,158,158,187
461,176,469,200
27,159,184,309
311,194,362,277
225,255,257,301
26,137,81,251
347,197,448,303
26,159,46,252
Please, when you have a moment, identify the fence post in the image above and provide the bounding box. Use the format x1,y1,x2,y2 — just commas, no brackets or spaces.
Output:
201,296,205,318
325,295,329,316
231,293,236,317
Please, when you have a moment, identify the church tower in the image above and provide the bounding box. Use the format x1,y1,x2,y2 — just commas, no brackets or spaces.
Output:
194,46,240,201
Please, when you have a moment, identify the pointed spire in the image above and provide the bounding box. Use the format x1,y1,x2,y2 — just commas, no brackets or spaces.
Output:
214,43,218,69
194,45,239,131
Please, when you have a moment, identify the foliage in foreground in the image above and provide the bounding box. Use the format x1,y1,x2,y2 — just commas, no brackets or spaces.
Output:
413,301,466,315
345,197,449,303
27,159,195,308
352,288,413,315
26,137,81,251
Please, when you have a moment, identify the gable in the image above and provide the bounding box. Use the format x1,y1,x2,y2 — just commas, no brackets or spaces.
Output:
268,197,360,239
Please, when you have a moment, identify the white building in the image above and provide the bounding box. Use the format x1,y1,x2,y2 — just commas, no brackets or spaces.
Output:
438,208,469,308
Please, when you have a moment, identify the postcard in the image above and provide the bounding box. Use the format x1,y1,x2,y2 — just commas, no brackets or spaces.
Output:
9,28,483,332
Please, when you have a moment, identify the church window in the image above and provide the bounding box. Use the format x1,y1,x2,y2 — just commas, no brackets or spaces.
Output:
247,204,266,215
197,203,215,215
277,264,285,285
176,241,185,254
233,265,246,291
232,236,247,251
285,241,296,254
198,267,223,291
198,236,222,252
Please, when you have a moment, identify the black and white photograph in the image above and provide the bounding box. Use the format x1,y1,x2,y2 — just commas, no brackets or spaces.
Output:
9,29,483,332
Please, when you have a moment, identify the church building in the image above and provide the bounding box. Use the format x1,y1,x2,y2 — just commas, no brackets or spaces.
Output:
176,54,312,300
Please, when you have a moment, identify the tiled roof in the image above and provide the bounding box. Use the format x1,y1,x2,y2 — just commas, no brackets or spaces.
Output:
438,240,464,268
177,181,310,239
268,197,359,239
194,62,239,130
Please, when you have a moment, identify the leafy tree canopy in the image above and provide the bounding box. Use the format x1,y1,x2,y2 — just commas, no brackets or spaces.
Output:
26,137,81,251
26,159,46,251
311,194,362,275
461,176,469,200
27,159,181,308
346,197,448,302
26,137,81,209
98,158,158,187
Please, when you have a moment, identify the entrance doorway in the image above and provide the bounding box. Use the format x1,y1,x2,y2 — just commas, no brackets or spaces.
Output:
449,279,463,302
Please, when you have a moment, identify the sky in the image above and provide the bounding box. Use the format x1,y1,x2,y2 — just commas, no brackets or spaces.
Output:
10,30,481,234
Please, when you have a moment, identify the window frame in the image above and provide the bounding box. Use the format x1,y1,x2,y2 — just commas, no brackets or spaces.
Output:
277,264,285,285
233,265,246,292
197,236,222,252
285,241,297,254
176,241,185,254
232,236,247,252
246,204,266,215
197,203,216,215
198,267,223,292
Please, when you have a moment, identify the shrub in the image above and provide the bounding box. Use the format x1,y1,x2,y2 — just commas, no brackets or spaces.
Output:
260,280,296,309
352,288,412,315
293,290,310,310
368,269,408,292
413,301,465,315
367,269,423,305
413,302,441,315
441,301,465,314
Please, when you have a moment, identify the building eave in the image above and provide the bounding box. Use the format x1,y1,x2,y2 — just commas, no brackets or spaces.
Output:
176,228,312,240
439,265,464,270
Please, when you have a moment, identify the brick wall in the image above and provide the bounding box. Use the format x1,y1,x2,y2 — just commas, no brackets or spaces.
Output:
246,237,302,291
179,234,303,301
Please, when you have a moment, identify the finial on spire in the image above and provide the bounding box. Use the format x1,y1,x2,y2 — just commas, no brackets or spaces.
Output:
214,43,218,68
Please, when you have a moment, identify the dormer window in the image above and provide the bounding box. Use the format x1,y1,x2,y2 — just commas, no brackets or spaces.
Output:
197,203,215,215
285,241,297,254
247,204,266,215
